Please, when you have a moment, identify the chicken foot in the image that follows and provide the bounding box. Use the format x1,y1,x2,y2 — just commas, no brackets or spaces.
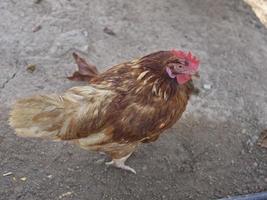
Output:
105,153,136,174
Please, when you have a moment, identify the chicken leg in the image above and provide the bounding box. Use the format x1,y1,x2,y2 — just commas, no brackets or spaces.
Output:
105,153,136,174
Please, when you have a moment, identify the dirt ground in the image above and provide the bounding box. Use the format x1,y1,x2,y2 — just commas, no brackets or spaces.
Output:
1,0,267,199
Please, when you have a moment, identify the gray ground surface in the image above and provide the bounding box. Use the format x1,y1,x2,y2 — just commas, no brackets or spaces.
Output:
1,0,267,199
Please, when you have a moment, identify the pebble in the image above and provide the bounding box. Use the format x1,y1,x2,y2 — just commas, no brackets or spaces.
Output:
3,172,13,176
59,192,73,199
32,25,42,32
47,175,53,179
27,64,36,73
103,27,116,36
203,84,211,90
20,177,27,181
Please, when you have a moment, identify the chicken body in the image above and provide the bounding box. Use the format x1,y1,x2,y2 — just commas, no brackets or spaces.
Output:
9,50,199,173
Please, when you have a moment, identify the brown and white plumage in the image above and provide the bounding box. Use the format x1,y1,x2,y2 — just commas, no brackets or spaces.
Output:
9,50,200,173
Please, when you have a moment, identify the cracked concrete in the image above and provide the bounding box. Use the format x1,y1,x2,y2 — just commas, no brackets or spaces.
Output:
0,72,17,89
0,0,267,200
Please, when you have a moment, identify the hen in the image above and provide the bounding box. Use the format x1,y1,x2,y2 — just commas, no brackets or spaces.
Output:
9,50,200,174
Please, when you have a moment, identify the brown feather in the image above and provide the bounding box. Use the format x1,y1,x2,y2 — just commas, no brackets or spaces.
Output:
67,53,99,81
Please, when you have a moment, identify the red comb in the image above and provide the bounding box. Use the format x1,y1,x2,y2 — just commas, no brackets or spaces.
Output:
171,49,200,71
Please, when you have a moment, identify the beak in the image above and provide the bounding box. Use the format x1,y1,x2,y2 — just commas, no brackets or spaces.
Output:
192,71,200,79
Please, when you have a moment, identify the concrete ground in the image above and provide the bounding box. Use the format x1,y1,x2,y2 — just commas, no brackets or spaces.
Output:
1,0,267,199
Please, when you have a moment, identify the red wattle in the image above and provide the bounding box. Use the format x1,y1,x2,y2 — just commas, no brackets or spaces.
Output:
176,74,191,84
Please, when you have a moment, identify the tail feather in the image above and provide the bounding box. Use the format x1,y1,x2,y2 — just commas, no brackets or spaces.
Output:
9,86,114,142
9,94,73,140
67,52,99,82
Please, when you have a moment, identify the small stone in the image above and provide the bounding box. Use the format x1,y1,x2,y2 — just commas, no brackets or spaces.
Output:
47,175,53,179
20,177,27,181
103,27,116,36
59,192,73,199
3,172,13,176
32,25,42,32
253,162,258,167
203,84,211,90
27,64,36,73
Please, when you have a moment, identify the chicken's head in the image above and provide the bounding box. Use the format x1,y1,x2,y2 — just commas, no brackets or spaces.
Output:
165,50,200,84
